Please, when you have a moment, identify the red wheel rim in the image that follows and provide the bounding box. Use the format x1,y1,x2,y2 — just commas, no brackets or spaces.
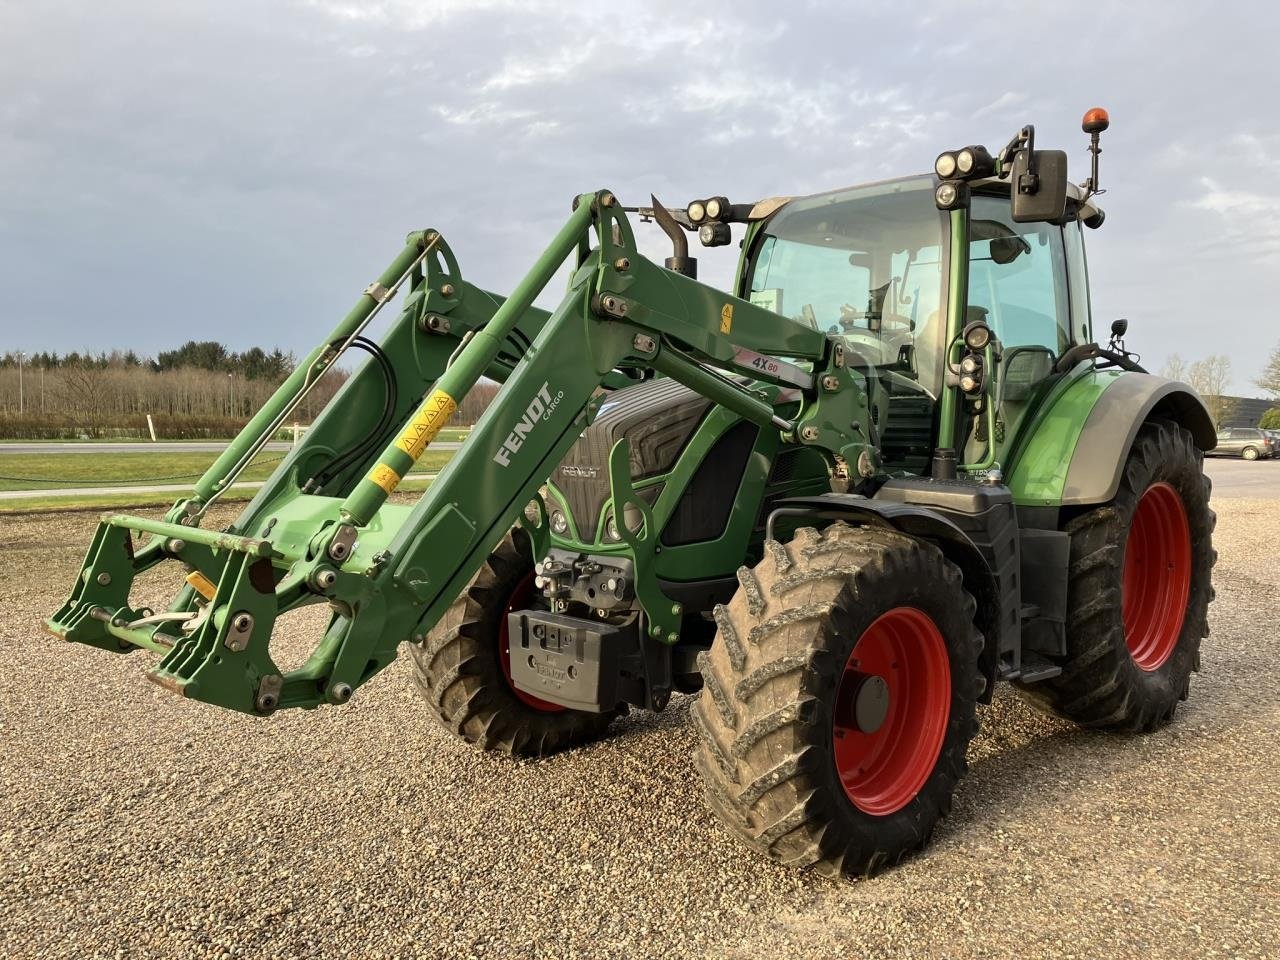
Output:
498,571,565,712
1122,482,1191,671
832,607,951,816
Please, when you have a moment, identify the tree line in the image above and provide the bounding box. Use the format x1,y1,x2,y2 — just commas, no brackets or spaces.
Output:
0,341,499,440
1161,341,1280,430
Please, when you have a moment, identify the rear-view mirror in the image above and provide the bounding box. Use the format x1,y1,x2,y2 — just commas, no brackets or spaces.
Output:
1010,149,1068,223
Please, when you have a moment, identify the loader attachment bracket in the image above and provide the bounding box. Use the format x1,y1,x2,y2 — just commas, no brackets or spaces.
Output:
607,437,682,643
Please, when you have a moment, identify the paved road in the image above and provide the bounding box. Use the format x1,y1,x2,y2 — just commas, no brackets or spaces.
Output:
2,453,1272,502
0,473,440,501
0,441,463,454
1203,457,1280,499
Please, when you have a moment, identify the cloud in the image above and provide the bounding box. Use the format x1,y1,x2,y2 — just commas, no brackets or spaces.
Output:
972,91,1028,119
0,1,1277,396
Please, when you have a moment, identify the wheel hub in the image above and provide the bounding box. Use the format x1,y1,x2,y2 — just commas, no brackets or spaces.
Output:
832,606,951,817
837,672,890,734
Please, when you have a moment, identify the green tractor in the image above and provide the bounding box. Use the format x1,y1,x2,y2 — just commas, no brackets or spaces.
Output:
48,108,1215,877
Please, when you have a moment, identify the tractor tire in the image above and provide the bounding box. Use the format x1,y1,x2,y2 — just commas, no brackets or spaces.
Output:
409,529,620,758
693,523,983,878
1016,419,1214,731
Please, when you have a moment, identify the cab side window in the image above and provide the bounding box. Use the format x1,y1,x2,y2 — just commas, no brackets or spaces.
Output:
1063,219,1092,346
968,196,1071,356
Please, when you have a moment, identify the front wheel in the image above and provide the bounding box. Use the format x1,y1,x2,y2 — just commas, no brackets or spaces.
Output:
693,524,983,878
1016,419,1215,730
409,529,620,757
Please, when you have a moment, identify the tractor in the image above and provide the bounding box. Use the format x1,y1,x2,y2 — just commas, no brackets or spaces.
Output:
47,108,1216,877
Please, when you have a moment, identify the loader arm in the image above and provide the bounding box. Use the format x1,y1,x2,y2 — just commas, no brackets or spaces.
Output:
47,190,875,716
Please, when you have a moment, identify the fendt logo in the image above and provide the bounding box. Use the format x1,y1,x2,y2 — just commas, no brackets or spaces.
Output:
493,381,565,467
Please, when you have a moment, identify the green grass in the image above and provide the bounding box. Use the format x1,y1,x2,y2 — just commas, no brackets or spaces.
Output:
0,450,287,491
0,445,454,513
0,449,456,491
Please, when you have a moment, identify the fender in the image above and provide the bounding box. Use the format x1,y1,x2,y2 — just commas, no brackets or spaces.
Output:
766,493,1005,702
1007,368,1215,508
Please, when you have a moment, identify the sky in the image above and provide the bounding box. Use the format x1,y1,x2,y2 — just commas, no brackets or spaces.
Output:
1,0,1277,393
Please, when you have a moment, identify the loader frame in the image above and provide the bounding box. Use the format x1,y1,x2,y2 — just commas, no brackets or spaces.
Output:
48,190,880,715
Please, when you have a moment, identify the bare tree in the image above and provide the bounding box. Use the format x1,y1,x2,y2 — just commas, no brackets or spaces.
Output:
1159,353,1190,383
56,363,116,438
1187,355,1237,428
1255,341,1280,399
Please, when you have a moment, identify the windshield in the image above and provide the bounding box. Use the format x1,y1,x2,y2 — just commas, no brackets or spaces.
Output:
746,178,946,396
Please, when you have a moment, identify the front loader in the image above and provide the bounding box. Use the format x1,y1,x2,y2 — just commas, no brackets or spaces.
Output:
47,108,1216,877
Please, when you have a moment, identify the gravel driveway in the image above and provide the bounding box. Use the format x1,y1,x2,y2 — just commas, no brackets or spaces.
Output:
1,496,1276,959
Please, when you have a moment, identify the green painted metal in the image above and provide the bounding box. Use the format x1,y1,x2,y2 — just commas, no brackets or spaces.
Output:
48,187,882,715
606,438,681,642
1004,364,1122,505
47,158,1148,721
340,196,598,526
935,208,971,452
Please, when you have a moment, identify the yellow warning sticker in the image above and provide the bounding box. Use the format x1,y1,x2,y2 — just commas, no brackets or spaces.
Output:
185,570,217,601
394,388,458,461
367,463,402,495
720,303,734,334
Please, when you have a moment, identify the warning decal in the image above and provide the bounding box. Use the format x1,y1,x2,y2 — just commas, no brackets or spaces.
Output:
720,303,734,334
394,388,458,461
367,463,402,495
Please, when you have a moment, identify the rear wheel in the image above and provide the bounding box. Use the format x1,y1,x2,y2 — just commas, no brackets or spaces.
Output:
1016,419,1214,730
409,529,620,757
693,524,983,878
1242,446,1259,461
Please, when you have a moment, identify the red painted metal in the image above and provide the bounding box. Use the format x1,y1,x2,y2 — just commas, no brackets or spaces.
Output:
1122,482,1191,671
832,606,951,816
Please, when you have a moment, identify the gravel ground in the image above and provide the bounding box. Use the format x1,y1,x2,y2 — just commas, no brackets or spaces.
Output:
1,495,1277,959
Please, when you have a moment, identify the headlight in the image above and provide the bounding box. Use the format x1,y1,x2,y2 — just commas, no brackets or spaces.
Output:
550,511,569,535
963,320,991,351
959,373,981,393
935,182,960,209
687,200,707,223
955,144,994,178
605,516,621,541
935,152,957,178
698,221,732,247
960,354,981,375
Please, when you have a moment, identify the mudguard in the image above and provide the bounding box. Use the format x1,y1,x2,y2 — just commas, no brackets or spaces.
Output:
765,493,1005,701
1006,368,1214,507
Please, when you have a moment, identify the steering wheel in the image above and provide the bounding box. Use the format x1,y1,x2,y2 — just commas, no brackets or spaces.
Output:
838,303,915,332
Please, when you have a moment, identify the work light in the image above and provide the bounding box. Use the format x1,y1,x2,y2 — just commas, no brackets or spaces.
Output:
963,321,991,351
955,145,995,178
699,221,732,247
687,200,707,224
705,196,729,221
935,152,958,178
935,181,969,210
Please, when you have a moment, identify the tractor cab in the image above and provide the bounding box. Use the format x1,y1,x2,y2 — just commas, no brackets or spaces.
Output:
738,170,1105,479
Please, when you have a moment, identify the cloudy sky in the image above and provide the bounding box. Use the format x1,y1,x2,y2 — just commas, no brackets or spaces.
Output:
1,1,1276,392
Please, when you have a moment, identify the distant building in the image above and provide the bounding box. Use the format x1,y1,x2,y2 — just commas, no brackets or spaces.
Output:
1207,395,1275,428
